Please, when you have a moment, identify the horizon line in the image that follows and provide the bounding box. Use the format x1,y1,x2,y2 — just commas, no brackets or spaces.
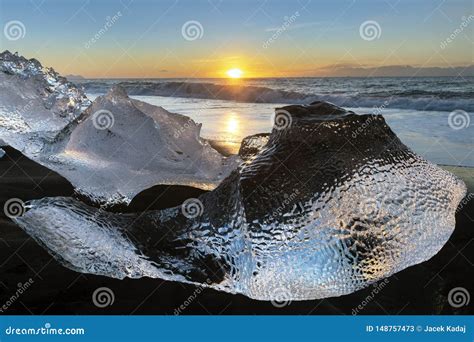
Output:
71,75,474,80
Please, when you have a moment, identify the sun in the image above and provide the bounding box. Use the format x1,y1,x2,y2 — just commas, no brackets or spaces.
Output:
226,68,243,78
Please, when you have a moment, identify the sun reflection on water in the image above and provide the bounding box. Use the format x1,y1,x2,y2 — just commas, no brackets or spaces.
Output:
226,115,239,135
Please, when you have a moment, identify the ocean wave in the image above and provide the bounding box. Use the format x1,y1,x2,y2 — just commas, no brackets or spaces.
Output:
81,81,308,103
80,81,474,112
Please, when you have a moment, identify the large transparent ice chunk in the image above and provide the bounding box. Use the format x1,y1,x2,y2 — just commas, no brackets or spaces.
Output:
0,50,90,153
14,102,467,300
43,85,239,204
0,52,238,205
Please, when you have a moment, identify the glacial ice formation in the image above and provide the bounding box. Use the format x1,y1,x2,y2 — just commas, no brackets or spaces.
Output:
238,133,269,162
14,101,467,300
40,85,238,204
0,51,238,204
0,51,89,150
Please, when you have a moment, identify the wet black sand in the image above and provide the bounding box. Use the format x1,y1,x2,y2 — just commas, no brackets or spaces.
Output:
0,146,472,315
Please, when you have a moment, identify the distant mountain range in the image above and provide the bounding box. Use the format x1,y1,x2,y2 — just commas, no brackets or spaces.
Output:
65,74,85,80
312,65,474,77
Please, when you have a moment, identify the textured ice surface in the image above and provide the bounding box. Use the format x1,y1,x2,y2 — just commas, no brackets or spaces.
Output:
238,133,270,163
43,85,239,204
0,51,238,204
14,101,467,300
0,51,90,153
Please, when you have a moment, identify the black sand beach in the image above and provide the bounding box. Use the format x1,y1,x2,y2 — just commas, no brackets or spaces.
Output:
0,146,472,315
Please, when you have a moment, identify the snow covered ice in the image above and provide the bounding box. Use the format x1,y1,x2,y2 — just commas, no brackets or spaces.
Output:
14,101,467,300
0,51,238,205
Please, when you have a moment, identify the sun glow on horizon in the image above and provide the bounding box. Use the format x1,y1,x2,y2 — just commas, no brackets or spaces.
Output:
226,68,243,78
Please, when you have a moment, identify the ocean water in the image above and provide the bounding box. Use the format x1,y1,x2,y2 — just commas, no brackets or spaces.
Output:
79,77,473,167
